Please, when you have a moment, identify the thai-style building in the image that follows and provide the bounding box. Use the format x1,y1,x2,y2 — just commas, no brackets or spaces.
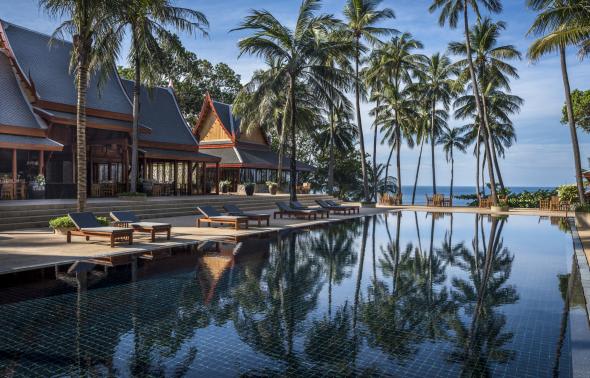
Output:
0,20,220,199
194,93,314,192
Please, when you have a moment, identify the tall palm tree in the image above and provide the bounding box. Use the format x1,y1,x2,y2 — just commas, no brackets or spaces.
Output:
41,0,121,211
429,0,503,205
234,0,350,201
527,0,589,205
114,0,208,193
449,18,521,192
437,126,467,205
419,53,455,195
343,0,395,202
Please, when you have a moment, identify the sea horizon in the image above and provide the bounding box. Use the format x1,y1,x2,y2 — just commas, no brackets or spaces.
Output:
397,185,554,205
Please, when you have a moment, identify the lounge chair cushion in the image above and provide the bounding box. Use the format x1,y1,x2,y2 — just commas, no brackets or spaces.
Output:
209,215,247,220
197,205,223,218
129,222,170,228
69,212,104,229
223,204,243,214
110,211,140,223
80,227,130,233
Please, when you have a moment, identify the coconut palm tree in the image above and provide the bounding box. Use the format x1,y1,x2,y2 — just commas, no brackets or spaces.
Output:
449,18,521,192
114,0,208,193
234,0,350,201
419,53,455,195
41,0,121,211
438,126,467,205
527,0,590,205
429,0,503,205
343,0,396,202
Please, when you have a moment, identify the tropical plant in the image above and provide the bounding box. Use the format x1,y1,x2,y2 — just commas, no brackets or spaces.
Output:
113,0,208,193
527,0,589,205
429,0,503,205
342,0,396,202
41,0,122,212
234,0,350,201
437,126,467,205
557,183,579,203
562,89,590,131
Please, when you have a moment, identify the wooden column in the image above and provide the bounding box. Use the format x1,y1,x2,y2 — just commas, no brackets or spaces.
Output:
201,163,206,194
187,162,193,195
215,163,220,195
12,149,17,198
39,151,44,175
173,161,178,196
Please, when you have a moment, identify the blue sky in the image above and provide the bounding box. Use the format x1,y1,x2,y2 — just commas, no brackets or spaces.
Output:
1,0,589,187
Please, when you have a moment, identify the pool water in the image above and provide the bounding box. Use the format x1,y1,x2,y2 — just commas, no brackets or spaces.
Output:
0,212,586,377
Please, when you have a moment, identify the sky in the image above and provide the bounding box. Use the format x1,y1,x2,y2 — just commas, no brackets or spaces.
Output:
1,0,589,187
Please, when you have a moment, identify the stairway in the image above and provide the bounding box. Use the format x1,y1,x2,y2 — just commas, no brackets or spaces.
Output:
0,194,337,231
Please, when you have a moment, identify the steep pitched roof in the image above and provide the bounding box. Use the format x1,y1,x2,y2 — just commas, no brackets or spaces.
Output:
1,20,133,116
211,100,241,138
121,80,197,147
0,51,46,133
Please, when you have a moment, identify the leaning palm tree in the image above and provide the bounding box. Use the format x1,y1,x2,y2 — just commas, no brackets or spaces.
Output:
527,0,590,205
437,126,467,205
234,0,350,200
41,0,121,211
343,0,396,202
429,0,503,205
114,0,208,193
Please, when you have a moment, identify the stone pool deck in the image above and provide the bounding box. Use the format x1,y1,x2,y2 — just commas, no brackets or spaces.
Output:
0,206,388,275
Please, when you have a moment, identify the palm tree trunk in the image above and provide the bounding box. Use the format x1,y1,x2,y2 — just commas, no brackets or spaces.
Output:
396,116,402,197
277,99,289,189
450,150,454,206
328,106,335,195
130,35,140,193
481,147,486,195
384,141,394,193
481,92,505,192
463,7,498,205
475,126,481,197
412,136,425,204
355,38,370,202
372,100,380,201
75,45,88,212
431,99,437,195
288,76,297,201
560,45,586,205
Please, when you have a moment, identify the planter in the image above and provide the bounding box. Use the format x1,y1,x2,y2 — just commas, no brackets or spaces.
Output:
245,186,255,196
361,201,376,208
268,186,278,195
30,189,45,200
490,205,509,213
53,227,76,235
221,186,229,194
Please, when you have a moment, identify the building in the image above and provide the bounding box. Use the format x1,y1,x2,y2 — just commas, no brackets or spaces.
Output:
0,20,219,199
194,93,314,192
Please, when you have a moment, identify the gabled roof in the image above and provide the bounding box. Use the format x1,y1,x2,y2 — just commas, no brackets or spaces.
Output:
0,51,47,134
0,20,133,117
200,143,314,171
121,80,197,147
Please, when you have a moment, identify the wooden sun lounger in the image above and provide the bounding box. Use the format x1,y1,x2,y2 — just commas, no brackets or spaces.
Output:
325,200,360,214
110,211,171,242
223,204,270,227
316,200,352,215
68,212,133,248
197,205,249,230
274,202,318,220
290,200,329,218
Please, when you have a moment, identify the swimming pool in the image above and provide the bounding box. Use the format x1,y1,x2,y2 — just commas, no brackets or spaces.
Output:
0,211,586,377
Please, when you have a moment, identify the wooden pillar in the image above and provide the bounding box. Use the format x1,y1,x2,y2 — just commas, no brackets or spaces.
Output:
187,162,193,195
123,142,128,188
12,149,17,198
215,163,220,195
173,161,178,196
39,150,44,175
201,163,206,194
143,157,147,180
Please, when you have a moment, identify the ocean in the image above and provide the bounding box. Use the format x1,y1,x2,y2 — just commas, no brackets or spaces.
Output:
397,186,553,206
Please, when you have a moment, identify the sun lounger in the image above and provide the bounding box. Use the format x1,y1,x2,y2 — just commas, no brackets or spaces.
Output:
325,200,360,214
223,204,270,226
197,205,249,230
67,212,133,248
274,201,318,220
290,200,329,218
315,199,353,215
110,211,171,242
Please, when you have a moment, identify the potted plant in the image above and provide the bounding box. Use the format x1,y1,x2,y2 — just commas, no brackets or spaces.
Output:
266,181,278,195
49,215,109,235
117,191,147,201
30,174,46,199
244,182,255,196
491,197,509,213
219,180,232,194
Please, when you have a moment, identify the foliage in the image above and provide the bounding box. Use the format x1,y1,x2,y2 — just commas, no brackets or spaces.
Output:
266,181,278,188
118,192,147,197
458,188,558,208
561,89,590,132
557,184,579,203
49,216,109,229
219,180,232,188
243,182,255,189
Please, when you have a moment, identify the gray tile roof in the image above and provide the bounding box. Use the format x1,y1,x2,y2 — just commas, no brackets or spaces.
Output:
2,21,133,116
38,109,142,131
0,52,45,130
212,100,241,137
121,80,196,146
140,148,220,162
199,147,241,164
0,133,62,150
237,146,314,171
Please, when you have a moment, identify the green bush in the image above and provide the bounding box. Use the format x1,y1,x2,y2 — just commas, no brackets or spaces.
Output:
557,184,579,203
49,216,109,229
458,189,557,208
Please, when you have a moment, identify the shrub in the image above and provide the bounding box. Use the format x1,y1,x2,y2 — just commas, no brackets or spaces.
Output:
266,181,278,188
557,184,579,203
49,216,109,229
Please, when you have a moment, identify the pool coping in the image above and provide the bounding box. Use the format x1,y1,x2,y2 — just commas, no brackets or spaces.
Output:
568,218,590,319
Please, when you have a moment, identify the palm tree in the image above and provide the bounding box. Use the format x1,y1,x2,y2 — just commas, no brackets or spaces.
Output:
234,0,350,201
41,0,121,211
343,0,396,202
419,53,455,195
437,126,467,205
429,0,503,205
114,0,208,193
527,0,589,205
449,18,521,192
